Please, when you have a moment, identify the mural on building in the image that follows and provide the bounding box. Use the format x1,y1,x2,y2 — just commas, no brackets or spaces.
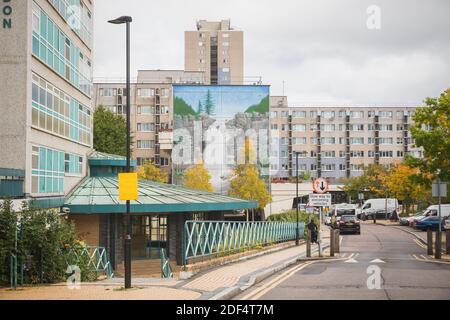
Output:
173,85,270,193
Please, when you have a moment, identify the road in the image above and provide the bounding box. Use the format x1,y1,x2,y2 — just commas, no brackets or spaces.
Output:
235,223,450,300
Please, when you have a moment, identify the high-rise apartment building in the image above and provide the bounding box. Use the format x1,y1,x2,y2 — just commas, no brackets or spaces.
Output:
269,97,422,183
93,70,205,180
185,19,243,85
0,0,94,206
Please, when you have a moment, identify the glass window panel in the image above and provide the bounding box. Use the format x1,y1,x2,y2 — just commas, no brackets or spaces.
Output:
39,111,46,129
32,108,39,127
39,176,46,193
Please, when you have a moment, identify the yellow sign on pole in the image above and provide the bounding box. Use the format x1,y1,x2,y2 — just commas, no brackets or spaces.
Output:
118,173,138,201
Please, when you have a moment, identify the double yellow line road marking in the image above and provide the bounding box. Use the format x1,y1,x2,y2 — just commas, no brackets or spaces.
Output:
241,253,356,300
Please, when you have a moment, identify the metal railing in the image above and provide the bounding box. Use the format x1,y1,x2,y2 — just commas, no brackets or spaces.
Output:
160,248,173,279
183,221,305,269
65,246,114,279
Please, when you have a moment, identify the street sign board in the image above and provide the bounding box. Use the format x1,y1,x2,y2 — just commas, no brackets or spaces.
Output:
309,194,332,207
118,173,139,201
432,182,447,198
313,178,329,194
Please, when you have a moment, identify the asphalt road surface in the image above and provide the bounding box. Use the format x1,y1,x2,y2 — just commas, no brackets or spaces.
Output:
236,223,450,300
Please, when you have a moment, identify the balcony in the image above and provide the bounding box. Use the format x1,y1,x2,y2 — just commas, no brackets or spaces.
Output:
159,130,173,150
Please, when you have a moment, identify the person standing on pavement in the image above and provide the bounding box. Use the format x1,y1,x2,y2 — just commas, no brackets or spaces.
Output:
307,218,318,243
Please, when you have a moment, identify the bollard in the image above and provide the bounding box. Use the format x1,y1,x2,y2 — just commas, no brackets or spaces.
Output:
306,229,311,258
330,228,335,257
335,229,340,254
446,230,450,255
435,230,442,259
427,229,433,256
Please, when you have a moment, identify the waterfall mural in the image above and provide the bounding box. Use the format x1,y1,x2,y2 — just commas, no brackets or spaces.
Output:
172,85,270,193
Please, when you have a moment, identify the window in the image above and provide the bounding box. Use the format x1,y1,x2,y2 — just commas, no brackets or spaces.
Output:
292,111,306,118
379,151,393,158
322,151,336,158
160,106,169,114
100,88,116,97
293,137,307,145
339,110,346,118
350,111,364,119
270,124,278,130
321,111,335,119
349,124,364,131
397,137,404,145
310,151,317,157
280,137,289,145
397,124,405,131
161,158,170,166
270,111,278,118
379,124,393,131
137,123,155,132
397,151,405,158
320,124,335,132
368,137,376,144
350,137,364,145
31,146,65,194
379,111,393,118
350,151,364,158
292,124,306,132
281,151,289,158
310,124,318,131
310,137,318,144
223,42,229,46
310,111,317,118
321,137,336,145
322,164,336,171
368,111,376,118
222,33,229,38
281,111,289,117
368,124,377,131
281,124,288,131
65,153,83,175
137,88,155,97
31,73,92,146
161,89,169,97
368,151,376,158
137,106,155,115
379,138,393,145
311,164,318,171
351,164,364,171
137,140,155,149
339,164,346,171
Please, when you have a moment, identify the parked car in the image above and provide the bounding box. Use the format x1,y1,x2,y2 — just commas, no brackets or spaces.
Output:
399,211,424,226
415,216,449,231
360,198,399,221
410,205,450,227
336,215,361,234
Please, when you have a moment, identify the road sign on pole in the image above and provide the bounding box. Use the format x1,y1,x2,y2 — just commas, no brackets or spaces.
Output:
309,194,332,207
313,178,329,194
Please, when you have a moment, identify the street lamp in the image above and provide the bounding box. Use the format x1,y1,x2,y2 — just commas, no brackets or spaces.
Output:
108,15,133,289
295,152,300,246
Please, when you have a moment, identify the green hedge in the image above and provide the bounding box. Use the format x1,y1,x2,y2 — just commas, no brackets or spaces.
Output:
0,199,96,286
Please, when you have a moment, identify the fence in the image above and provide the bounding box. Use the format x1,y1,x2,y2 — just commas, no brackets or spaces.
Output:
64,246,114,279
160,248,173,278
183,221,305,268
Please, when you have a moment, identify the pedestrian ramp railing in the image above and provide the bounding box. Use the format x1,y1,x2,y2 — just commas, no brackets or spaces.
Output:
183,221,305,268
65,246,114,279
160,248,173,279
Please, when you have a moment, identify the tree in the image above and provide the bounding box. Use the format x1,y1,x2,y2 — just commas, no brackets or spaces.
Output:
197,101,204,114
93,106,129,156
229,165,272,210
380,164,431,214
341,164,388,200
204,90,215,116
137,161,168,184
174,97,197,116
183,163,214,192
406,89,450,182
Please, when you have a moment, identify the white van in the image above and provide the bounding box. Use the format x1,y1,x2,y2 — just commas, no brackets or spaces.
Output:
420,204,450,218
360,198,399,220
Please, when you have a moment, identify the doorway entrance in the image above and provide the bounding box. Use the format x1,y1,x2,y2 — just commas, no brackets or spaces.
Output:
131,215,168,260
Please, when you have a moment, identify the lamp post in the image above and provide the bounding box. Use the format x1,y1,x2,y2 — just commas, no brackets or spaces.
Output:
108,15,133,289
295,152,300,246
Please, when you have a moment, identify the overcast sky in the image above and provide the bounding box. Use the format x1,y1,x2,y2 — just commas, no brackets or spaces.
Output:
93,0,450,106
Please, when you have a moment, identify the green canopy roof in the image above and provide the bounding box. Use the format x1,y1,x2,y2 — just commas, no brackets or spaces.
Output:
64,177,257,214
88,151,137,167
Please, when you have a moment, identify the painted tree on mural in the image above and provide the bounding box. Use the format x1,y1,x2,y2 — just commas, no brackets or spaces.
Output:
183,163,214,192
197,101,204,114
204,90,215,116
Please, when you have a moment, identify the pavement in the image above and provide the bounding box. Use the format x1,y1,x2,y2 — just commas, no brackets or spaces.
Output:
0,226,331,300
234,222,450,300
